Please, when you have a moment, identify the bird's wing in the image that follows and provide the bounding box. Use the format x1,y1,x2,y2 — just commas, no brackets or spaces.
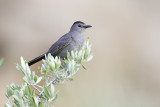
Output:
48,34,72,56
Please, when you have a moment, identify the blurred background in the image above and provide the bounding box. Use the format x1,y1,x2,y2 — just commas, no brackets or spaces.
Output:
0,0,160,107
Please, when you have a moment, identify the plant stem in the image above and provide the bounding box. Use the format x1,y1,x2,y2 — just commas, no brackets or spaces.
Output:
31,84,41,94
37,77,58,100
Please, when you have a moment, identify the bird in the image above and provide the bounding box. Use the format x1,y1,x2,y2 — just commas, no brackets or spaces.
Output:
28,21,92,66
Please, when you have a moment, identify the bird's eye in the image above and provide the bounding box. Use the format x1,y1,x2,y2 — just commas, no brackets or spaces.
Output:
78,25,82,27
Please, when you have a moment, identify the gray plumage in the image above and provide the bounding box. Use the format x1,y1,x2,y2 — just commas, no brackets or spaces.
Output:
28,21,92,66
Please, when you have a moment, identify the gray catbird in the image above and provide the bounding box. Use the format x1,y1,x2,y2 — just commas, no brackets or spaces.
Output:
28,21,92,66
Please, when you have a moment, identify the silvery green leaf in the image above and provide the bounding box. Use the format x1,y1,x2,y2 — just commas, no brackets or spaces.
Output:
24,85,31,95
16,64,25,75
57,57,61,63
43,86,51,99
33,97,38,107
6,87,13,97
20,57,32,76
36,77,42,84
26,65,31,75
34,75,37,83
64,59,69,64
68,61,72,73
71,60,76,70
49,62,54,71
67,51,71,58
19,90,23,98
13,95,20,103
52,94,58,102
71,51,75,58
55,57,61,69
4,103,12,107
78,50,83,58
50,84,55,97
55,56,58,62
23,77,28,83
68,78,73,81
82,64,87,70
86,54,93,62
0,58,5,67
21,57,25,70
42,74,49,82
85,49,90,58
38,103,43,107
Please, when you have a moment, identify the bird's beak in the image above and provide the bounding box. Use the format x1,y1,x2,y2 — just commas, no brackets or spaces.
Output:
83,25,92,28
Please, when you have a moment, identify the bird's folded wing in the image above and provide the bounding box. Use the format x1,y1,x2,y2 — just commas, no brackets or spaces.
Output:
48,34,72,56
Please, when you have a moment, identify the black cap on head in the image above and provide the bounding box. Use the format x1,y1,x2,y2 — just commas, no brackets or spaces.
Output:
73,21,85,25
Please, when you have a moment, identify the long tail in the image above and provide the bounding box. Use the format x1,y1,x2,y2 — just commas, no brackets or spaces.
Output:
28,54,45,66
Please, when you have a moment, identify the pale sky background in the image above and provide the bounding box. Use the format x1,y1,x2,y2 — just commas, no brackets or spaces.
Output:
0,0,160,107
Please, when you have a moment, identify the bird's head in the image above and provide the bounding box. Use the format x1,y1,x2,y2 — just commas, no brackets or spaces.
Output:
70,21,92,33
